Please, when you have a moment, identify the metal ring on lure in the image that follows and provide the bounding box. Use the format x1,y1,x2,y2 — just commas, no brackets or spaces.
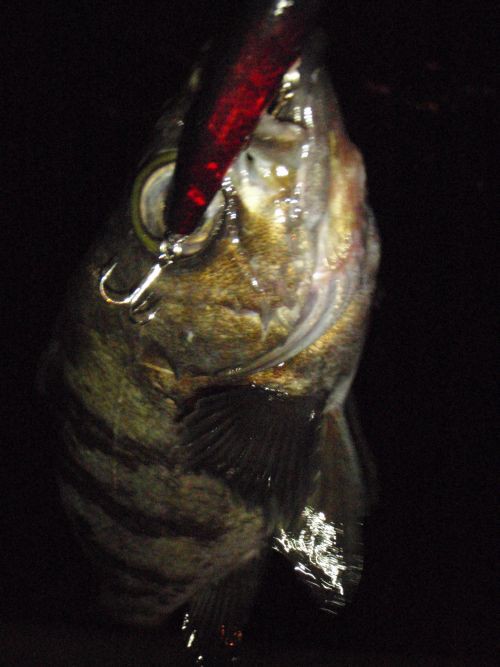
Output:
268,64,301,118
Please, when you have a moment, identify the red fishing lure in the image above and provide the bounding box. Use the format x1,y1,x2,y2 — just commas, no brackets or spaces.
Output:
166,0,322,236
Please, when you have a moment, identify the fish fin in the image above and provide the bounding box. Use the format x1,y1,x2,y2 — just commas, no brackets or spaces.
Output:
182,385,325,527
182,558,263,664
273,403,375,614
344,395,379,511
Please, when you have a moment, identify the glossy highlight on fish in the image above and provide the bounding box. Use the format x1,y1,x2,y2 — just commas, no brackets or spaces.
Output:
43,37,379,663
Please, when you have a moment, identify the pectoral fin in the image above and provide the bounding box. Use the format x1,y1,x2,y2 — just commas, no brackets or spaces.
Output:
273,399,376,613
181,385,325,528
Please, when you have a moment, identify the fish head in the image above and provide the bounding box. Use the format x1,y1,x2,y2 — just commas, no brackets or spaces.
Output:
102,43,379,383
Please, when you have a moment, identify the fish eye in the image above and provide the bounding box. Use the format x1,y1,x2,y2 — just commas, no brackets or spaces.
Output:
130,150,225,257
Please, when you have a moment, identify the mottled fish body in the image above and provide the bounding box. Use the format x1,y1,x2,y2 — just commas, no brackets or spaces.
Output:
44,41,379,654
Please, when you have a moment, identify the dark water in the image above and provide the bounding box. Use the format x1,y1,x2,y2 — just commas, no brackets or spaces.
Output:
2,2,496,664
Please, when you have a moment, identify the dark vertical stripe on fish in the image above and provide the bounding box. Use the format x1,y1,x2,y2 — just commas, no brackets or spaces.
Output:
59,455,224,541
67,509,194,589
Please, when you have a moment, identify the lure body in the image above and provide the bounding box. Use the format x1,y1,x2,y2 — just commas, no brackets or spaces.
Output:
45,40,379,655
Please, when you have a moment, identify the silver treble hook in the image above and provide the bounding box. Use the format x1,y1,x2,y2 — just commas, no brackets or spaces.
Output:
99,238,183,323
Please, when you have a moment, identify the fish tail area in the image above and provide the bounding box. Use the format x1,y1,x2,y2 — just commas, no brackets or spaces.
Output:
97,579,171,627
62,503,194,627
182,558,263,665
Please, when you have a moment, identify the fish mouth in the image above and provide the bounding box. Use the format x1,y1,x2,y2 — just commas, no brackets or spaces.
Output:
213,51,372,377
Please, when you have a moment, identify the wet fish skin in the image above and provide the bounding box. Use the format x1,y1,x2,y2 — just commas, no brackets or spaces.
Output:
44,43,379,638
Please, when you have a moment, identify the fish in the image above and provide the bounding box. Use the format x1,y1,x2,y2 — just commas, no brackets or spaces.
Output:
42,36,379,662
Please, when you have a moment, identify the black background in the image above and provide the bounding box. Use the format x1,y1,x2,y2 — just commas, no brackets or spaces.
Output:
2,1,497,664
